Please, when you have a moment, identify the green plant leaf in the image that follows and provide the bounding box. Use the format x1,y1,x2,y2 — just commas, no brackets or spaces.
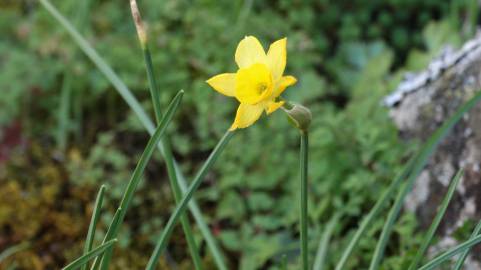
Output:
62,239,117,270
407,169,464,270
418,235,481,270
453,218,481,269
81,184,106,270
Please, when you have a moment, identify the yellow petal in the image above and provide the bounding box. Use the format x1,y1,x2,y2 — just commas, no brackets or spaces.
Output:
229,103,264,131
266,38,287,80
235,36,266,68
265,100,285,115
235,63,273,104
206,73,236,97
274,75,297,97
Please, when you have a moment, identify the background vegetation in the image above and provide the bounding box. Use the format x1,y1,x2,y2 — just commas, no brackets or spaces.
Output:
0,0,477,269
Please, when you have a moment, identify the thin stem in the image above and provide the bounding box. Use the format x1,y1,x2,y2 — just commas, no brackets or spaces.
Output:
142,42,203,270
300,131,309,270
146,131,234,270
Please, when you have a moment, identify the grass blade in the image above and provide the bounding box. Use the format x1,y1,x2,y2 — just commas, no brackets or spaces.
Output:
81,185,106,270
62,239,117,270
407,169,463,270
334,156,416,270
39,2,228,268
90,207,122,270
314,214,339,270
129,2,203,268
418,234,481,270
368,89,481,270
453,219,481,269
92,91,182,270
146,131,234,270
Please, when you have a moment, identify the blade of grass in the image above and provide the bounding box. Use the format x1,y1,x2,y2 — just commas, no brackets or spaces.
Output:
38,2,228,268
368,90,481,270
62,239,117,270
418,234,481,270
334,156,416,270
453,219,481,269
129,2,203,268
314,214,339,270
407,169,464,270
91,91,183,270
81,185,106,270
146,130,234,270
90,207,122,270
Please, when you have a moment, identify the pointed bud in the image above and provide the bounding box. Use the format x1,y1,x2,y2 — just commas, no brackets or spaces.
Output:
130,0,147,48
282,102,312,132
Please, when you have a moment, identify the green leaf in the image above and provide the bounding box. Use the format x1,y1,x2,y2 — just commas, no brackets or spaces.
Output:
453,218,481,269
81,184,106,270
314,214,339,270
62,239,117,270
418,235,481,270
146,131,234,270
407,169,464,270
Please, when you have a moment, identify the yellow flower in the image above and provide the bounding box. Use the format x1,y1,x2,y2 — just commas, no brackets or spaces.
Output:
207,36,297,131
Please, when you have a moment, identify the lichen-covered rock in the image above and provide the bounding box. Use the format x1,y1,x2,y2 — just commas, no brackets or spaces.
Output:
386,35,481,268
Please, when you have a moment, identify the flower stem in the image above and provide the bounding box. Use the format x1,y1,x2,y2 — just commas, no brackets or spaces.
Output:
300,131,309,270
146,131,234,270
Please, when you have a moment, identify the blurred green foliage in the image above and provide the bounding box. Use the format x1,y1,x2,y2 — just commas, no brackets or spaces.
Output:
0,0,477,269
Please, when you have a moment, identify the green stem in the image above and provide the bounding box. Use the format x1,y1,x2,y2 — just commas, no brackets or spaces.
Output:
146,131,234,270
300,131,309,270
142,45,203,270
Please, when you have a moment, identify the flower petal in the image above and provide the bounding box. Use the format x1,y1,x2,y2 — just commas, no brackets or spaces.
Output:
206,73,236,97
265,100,285,115
274,75,297,97
230,103,264,131
235,36,266,68
266,38,287,80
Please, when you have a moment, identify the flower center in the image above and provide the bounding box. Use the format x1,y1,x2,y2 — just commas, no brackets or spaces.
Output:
235,63,273,105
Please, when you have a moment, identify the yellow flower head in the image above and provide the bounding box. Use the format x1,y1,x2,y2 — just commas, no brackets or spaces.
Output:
207,36,297,131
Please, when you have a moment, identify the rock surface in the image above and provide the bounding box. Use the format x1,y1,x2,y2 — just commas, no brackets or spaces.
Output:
386,35,481,268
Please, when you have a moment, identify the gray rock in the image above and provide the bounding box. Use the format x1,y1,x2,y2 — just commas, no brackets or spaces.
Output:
387,35,481,268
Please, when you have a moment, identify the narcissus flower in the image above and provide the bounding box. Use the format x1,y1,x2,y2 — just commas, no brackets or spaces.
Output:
207,36,297,130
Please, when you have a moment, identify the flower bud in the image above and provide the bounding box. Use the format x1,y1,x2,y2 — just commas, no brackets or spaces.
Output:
282,102,312,132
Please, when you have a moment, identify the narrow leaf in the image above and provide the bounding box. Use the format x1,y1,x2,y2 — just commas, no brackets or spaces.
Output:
62,239,117,270
453,219,481,269
146,131,234,270
408,169,463,270
81,185,106,270
314,214,339,270
418,235,481,270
